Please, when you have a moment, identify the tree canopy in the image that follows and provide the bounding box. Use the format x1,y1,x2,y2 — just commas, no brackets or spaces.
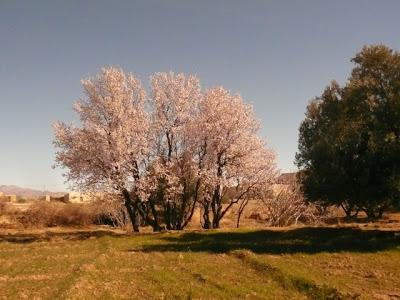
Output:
296,45,400,218
54,67,276,232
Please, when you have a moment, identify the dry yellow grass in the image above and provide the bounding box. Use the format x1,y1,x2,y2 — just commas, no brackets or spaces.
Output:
0,215,399,299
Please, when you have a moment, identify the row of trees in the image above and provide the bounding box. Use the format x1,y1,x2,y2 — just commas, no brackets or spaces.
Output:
54,68,277,232
55,44,399,229
296,45,400,218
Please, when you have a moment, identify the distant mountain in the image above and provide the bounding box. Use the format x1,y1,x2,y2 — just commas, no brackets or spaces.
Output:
0,185,65,199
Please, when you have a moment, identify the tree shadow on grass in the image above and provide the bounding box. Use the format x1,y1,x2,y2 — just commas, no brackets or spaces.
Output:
137,227,400,254
0,229,125,244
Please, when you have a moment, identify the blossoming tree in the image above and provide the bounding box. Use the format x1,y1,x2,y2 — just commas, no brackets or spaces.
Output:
54,67,152,231
193,87,277,228
54,67,277,232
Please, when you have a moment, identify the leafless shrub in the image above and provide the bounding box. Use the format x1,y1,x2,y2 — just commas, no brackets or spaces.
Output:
87,196,129,228
261,182,324,227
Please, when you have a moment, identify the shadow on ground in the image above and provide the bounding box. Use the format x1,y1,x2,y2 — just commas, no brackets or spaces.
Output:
2,226,400,254
0,229,124,244
136,227,400,254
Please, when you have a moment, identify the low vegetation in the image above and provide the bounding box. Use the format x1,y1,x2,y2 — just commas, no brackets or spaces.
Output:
0,222,399,299
17,201,98,228
0,191,335,231
260,180,330,227
0,200,129,229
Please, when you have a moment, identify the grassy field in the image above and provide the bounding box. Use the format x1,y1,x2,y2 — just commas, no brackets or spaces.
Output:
0,225,399,299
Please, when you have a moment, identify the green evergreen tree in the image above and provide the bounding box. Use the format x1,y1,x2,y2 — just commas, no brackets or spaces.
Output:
296,45,400,218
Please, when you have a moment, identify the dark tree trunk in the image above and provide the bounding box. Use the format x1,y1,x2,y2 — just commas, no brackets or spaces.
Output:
148,197,162,231
202,201,211,229
164,201,172,230
135,200,162,232
125,191,162,232
364,204,385,219
236,199,249,228
122,189,140,232
378,207,384,218
182,195,198,229
212,217,220,229
210,185,222,229
340,201,359,219
181,179,201,229
211,201,221,229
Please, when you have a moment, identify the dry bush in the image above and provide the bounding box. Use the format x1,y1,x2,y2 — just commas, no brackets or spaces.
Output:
87,197,129,228
0,200,20,226
18,201,96,228
0,200,19,215
0,200,10,214
262,182,326,227
16,195,130,229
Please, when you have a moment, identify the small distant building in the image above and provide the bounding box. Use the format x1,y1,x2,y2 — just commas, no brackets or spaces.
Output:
64,192,105,203
45,195,51,202
6,195,17,202
64,192,89,203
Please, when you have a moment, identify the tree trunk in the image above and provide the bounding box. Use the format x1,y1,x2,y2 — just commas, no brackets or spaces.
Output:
378,207,384,218
340,201,358,219
129,192,162,232
202,201,211,229
141,200,162,232
164,201,172,230
211,201,221,228
212,217,220,229
148,197,162,231
364,205,385,220
181,179,201,229
210,184,222,229
122,189,139,232
236,199,249,228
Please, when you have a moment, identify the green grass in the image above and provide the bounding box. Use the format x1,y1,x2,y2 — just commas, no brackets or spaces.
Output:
0,226,399,299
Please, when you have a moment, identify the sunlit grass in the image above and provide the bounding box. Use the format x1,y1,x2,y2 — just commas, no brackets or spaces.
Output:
0,227,399,299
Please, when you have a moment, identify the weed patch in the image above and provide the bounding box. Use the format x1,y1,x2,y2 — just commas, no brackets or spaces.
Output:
232,250,356,300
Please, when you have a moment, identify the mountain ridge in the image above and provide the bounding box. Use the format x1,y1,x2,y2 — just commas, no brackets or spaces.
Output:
0,185,65,199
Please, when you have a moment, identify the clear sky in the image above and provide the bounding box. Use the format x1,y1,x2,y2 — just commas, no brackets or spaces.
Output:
1,0,400,191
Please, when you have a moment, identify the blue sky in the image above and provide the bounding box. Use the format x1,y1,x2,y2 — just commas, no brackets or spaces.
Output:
1,0,400,191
